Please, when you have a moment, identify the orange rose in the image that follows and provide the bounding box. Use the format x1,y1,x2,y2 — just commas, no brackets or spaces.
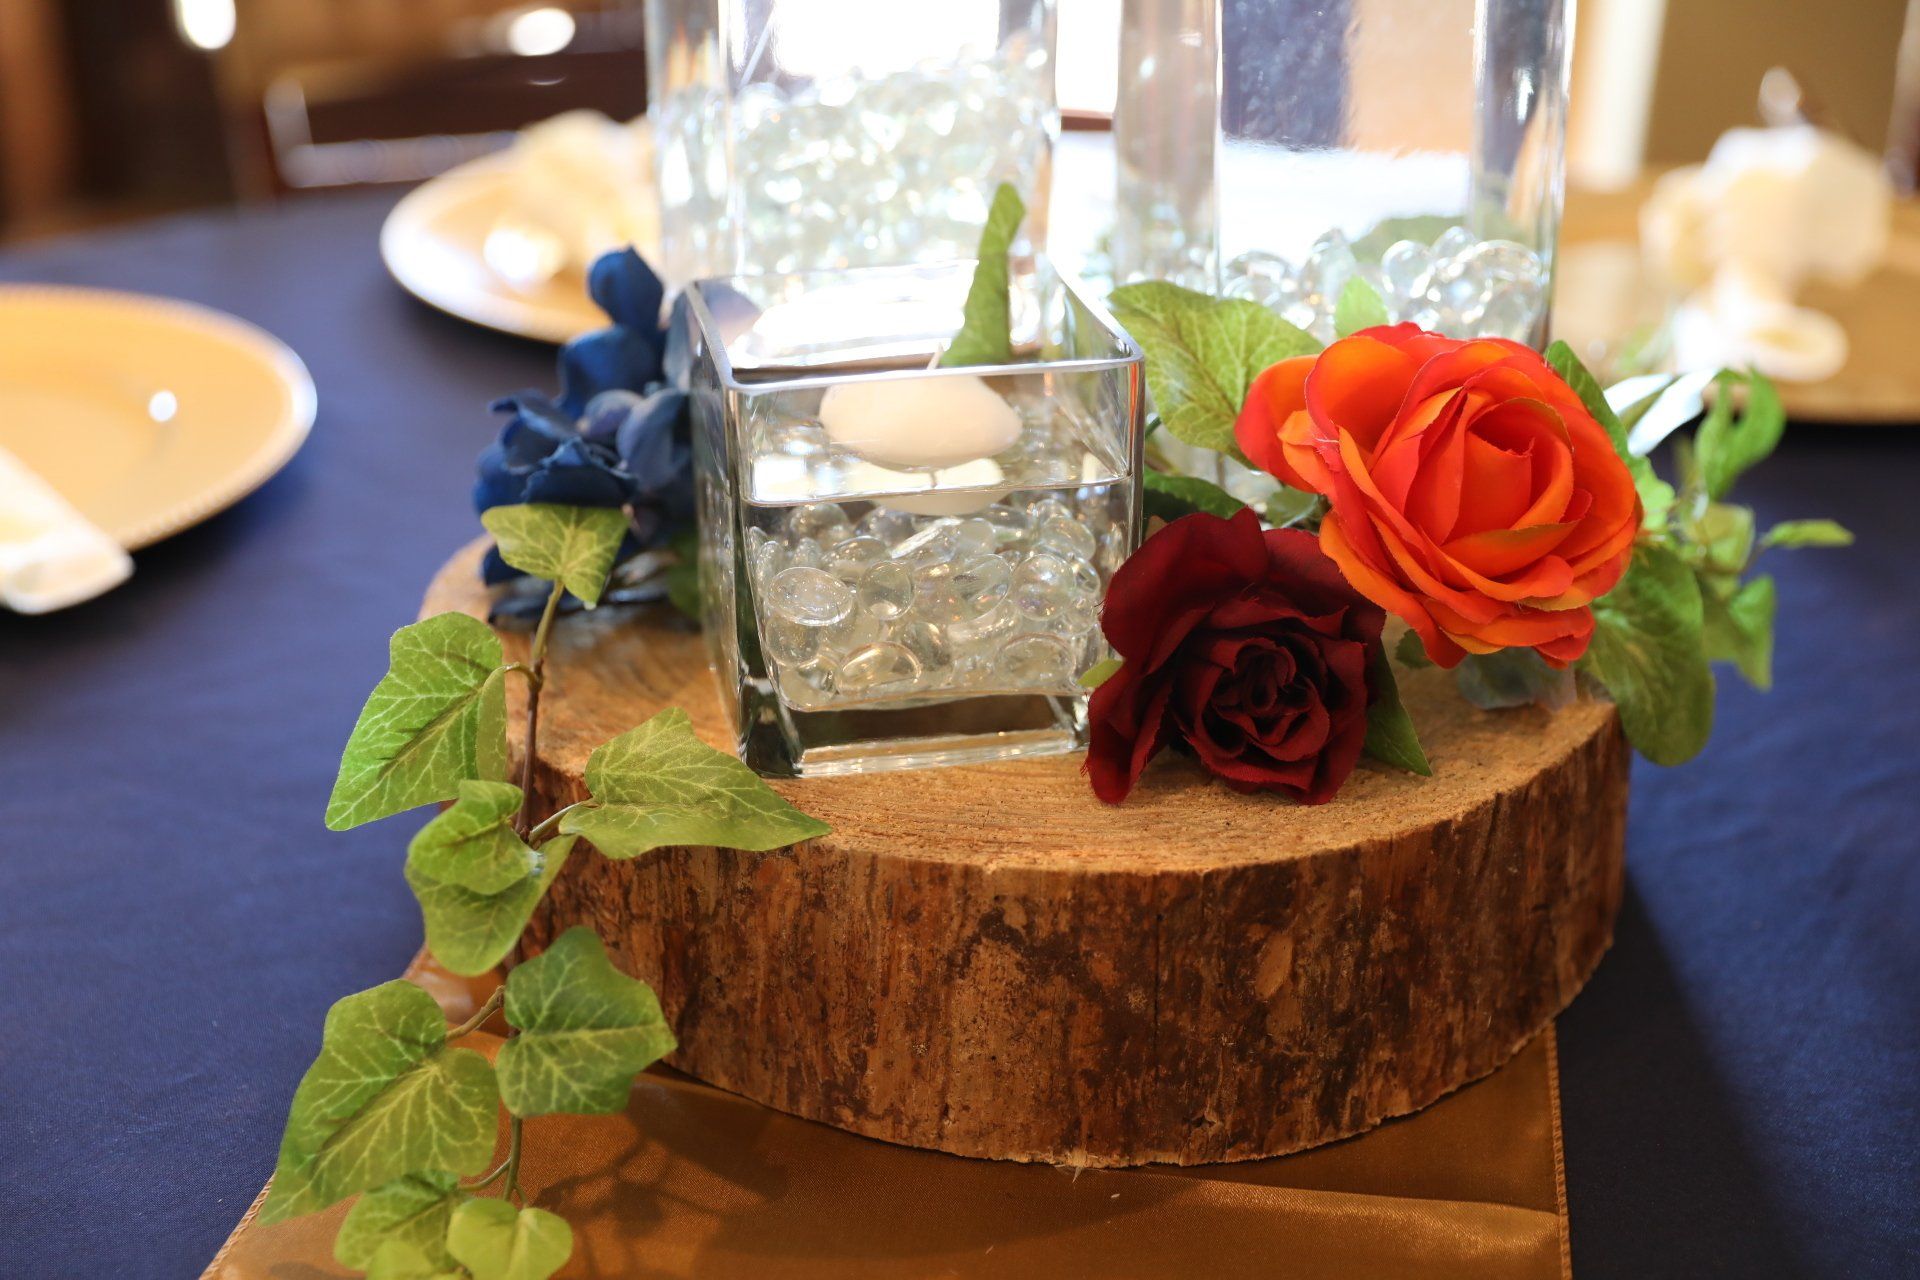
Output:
1234,324,1639,668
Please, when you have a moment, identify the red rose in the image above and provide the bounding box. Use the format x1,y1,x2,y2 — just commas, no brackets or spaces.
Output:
1234,325,1640,668
1086,508,1386,805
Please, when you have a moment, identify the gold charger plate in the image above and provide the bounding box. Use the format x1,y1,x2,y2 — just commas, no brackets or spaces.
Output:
380,154,648,344
1559,182,1920,424
0,286,316,549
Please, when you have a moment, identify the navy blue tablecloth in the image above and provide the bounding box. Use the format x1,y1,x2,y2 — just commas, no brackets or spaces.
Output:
0,195,1914,1278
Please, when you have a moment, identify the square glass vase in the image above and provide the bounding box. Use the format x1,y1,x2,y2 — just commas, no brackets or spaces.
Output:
686,257,1143,777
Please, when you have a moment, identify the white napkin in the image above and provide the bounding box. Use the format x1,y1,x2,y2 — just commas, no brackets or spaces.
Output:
485,110,660,286
0,444,132,613
1640,124,1894,383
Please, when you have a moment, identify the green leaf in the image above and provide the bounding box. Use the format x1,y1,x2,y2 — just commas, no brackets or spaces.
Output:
1108,281,1320,456
1362,647,1430,776
1454,648,1576,710
497,927,676,1117
1265,486,1326,530
1393,630,1433,669
1334,277,1389,338
1695,371,1786,501
1578,542,1715,765
365,1240,466,1280
407,834,576,978
335,1173,468,1272
1689,501,1756,576
1544,340,1675,531
1761,518,1854,550
1701,573,1776,691
560,708,831,858
260,981,498,1224
480,504,630,607
408,781,535,895
666,527,702,622
1078,656,1122,689
447,1200,573,1280
326,613,510,831
1141,469,1246,521
939,182,1025,368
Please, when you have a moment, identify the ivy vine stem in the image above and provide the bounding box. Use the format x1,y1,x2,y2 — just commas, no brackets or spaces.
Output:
501,1116,526,1205
514,581,567,837
446,987,504,1041
526,802,584,846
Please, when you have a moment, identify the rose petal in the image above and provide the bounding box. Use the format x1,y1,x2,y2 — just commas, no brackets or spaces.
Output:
1101,510,1266,664
1304,334,1424,455
1234,356,1317,490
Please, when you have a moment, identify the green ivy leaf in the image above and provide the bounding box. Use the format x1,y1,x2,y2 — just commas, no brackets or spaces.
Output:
326,613,510,831
1142,469,1246,521
1701,572,1776,691
1362,647,1430,775
479,504,630,607
447,1200,573,1280
1393,630,1433,669
260,981,498,1224
497,927,676,1117
1695,371,1786,501
560,708,831,858
1333,277,1389,338
1544,340,1675,531
1761,518,1854,550
408,781,535,895
1078,656,1122,690
939,182,1025,368
1454,648,1576,710
1578,542,1715,765
334,1173,468,1272
407,835,576,978
365,1240,467,1280
1108,281,1320,456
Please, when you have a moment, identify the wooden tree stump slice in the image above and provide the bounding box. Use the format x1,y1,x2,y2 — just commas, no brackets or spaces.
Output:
425,541,1627,1167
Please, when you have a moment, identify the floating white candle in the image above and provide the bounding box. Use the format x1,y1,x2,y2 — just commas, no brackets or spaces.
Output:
818,374,1021,471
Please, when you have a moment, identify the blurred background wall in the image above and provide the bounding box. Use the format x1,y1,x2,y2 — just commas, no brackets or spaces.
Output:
1,0,1915,243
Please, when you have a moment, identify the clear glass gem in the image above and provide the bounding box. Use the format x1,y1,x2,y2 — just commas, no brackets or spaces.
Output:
823,535,889,582
858,506,920,544
837,641,924,695
996,633,1074,687
1030,514,1098,562
1011,552,1072,621
766,566,855,627
763,616,821,665
789,502,854,544
857,561,915,619
949,554,1012,620
892,619,953,679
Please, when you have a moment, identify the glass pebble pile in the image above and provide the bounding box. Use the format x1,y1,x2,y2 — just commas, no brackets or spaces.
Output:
748,494,1124,711
657,55,1053,279
1222,226,1549,344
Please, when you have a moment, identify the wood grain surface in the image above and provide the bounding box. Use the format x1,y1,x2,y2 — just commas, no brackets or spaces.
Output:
426,539,1628,1165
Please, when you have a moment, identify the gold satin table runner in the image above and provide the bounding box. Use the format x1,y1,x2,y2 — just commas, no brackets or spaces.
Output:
207,959,1572,1279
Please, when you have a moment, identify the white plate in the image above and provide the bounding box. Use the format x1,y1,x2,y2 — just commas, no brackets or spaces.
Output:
0,286,316,549
381,154,634,344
